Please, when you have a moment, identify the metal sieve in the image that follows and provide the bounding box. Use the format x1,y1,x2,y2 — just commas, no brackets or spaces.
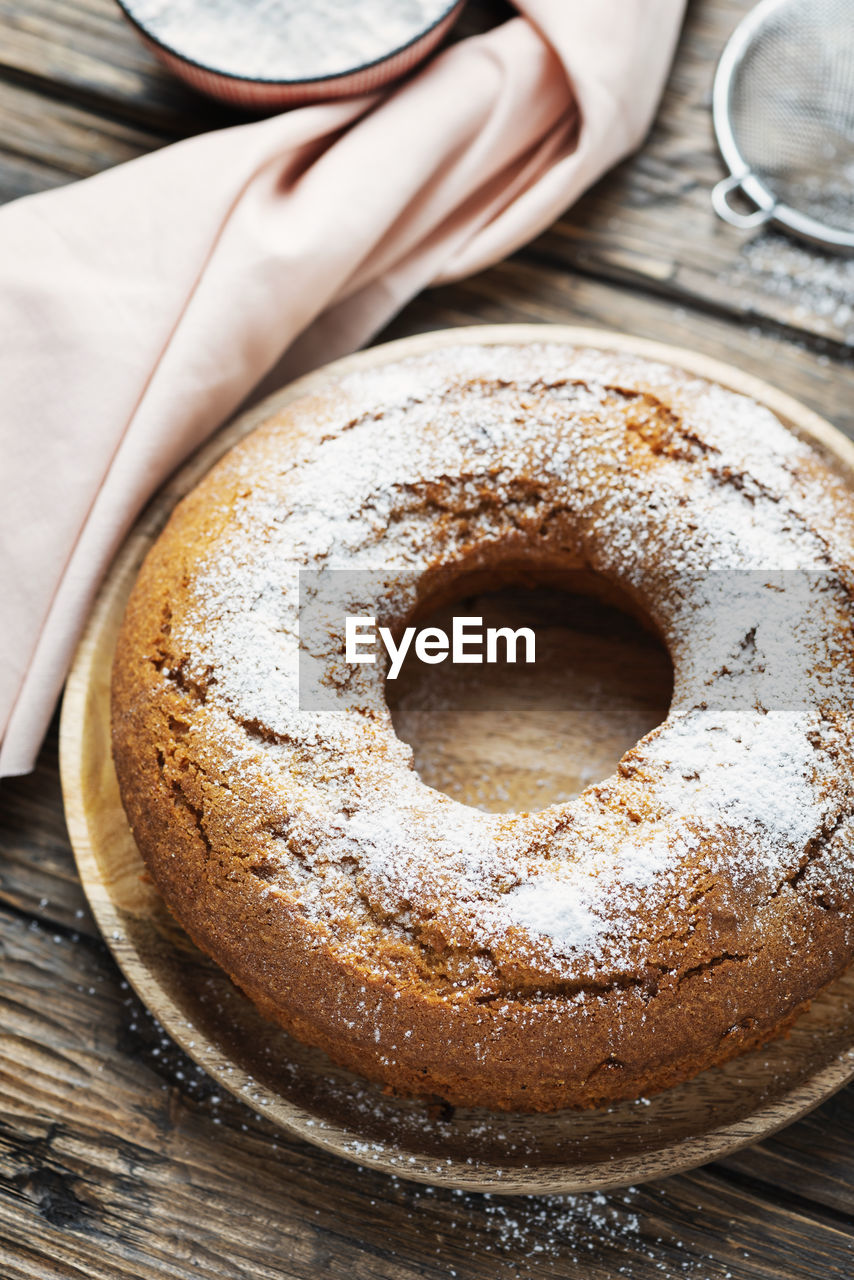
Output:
712,0,854,252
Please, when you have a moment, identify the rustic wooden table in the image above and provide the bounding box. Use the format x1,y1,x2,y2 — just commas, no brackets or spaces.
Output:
2,1,854,1276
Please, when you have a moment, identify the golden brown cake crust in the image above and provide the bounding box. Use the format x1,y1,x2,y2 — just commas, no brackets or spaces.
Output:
111,341,854,1111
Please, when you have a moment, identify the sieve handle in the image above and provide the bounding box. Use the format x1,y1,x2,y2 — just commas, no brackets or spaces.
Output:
712,173,775,230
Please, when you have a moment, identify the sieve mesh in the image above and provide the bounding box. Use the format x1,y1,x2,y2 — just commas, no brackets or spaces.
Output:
715,0,854,246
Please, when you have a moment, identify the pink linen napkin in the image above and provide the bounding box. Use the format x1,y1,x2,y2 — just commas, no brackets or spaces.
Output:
0,0,685,777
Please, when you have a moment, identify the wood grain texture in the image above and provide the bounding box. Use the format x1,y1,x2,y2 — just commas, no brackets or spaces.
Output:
2,0,854,1272
0,75,163,203
0,716,95,938
533,0,854,354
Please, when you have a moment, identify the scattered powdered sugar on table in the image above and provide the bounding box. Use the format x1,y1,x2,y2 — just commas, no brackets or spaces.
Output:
730,232,854,345
122,972,736,1271
164,342,854,987
124,0,454,81
117,985,725,1274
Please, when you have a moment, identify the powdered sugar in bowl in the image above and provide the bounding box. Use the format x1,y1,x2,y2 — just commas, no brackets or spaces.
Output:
115,0,466,109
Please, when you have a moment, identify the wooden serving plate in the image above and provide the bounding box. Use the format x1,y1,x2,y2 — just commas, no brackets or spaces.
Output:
60,325,854,1193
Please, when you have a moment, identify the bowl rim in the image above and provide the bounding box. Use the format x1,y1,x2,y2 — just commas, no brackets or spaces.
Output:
113,0,465,89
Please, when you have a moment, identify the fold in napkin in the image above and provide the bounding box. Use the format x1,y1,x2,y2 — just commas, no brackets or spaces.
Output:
0,0,684,776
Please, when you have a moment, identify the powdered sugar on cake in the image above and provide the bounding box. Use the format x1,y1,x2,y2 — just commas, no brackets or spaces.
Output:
167,343,854,986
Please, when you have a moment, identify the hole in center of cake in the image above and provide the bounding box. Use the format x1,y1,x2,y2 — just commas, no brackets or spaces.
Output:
386,576,673,815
